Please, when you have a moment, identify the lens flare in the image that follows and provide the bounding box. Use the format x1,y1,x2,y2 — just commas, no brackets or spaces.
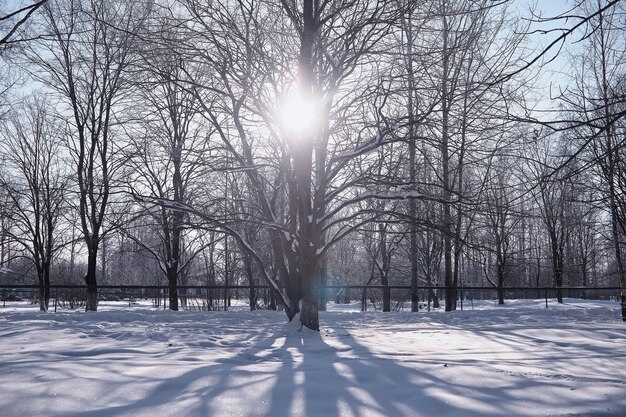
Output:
279,92,320,137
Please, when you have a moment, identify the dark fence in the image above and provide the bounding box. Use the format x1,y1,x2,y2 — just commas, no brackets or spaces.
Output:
0,284,621,312
334,285,622,312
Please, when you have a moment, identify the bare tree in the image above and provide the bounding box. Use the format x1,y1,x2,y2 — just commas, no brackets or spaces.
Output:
126,45,210,311
527,138,577,304
415,0,531,311
562,0,626,319
480,157,520,304
177,0,400,329
0,96,66,310
27,0,149,310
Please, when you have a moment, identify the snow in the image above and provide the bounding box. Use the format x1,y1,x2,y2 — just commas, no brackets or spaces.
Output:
1,299,625,417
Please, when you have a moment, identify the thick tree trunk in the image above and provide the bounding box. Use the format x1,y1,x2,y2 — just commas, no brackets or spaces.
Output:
168,268,179,311
300,260,320,330
294,0,319,331
38,273,46,312
43,264,51,311
382,280,391,312
84,247,98,311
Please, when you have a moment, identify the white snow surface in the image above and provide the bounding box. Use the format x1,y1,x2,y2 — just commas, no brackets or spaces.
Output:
1,299,625,417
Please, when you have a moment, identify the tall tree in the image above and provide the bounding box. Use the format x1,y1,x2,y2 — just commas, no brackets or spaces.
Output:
0,97,66,310
179,0,399,329
421,0,530,310
28,0,149,310
563,0,626,319
126,47,210,311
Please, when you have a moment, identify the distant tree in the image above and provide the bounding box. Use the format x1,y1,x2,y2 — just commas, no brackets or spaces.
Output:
126,43,211,311
480,157,520,304
418,0,531,311
562,0,626,319
528,138,577,304
27,0,150,310
0,97,67,310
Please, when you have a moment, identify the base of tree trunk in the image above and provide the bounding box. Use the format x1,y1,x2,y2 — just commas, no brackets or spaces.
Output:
556,288,563,304
300,298,319,331
287,298,300,321
39,286,48,312
445,288,455,312
621,294,626,322
431,290,440,309
85,289,98,311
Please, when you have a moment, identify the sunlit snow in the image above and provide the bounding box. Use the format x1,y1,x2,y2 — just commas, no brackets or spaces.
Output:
1,299,625,416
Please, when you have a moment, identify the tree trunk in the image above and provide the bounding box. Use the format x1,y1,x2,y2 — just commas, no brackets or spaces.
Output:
318,252,327,311
244,256,256,310
379,223,391,312
497,281,504,305
168,268,179,311
382,280,391,312
549,232,564,304
300,260,320,330
84,246,98,311
611,208,626,321
403,2,419,313
43,262,51,311
621,293,626,323
427,270,439,310
269,288,277,311
293,0,319,331
441,9,455,312
38,271,46,312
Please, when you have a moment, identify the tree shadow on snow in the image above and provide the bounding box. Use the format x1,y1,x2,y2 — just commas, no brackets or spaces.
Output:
41,314,624,417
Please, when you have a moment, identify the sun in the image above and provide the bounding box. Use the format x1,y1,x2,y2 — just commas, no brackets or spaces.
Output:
279,92,320,138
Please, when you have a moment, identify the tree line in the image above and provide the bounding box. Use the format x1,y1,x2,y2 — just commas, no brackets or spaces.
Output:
0,0,624,328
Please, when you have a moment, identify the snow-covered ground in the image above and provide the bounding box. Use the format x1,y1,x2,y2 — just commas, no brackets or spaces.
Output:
1,299,625,417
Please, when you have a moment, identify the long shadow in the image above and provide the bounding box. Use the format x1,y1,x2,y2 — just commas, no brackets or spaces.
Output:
41,318,285,417
259,317,625,417
16,310,626,417
320,319,626,416
259,323,460,417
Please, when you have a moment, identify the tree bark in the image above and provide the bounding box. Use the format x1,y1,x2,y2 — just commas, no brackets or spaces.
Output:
441,10,454,312
293,0,319,330
85,244,98,311
167,267,179,311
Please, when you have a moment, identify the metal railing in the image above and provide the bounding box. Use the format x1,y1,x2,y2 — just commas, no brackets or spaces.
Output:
0,284,621,312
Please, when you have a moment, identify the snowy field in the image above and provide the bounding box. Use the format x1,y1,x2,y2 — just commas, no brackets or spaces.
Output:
1,299,625,417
